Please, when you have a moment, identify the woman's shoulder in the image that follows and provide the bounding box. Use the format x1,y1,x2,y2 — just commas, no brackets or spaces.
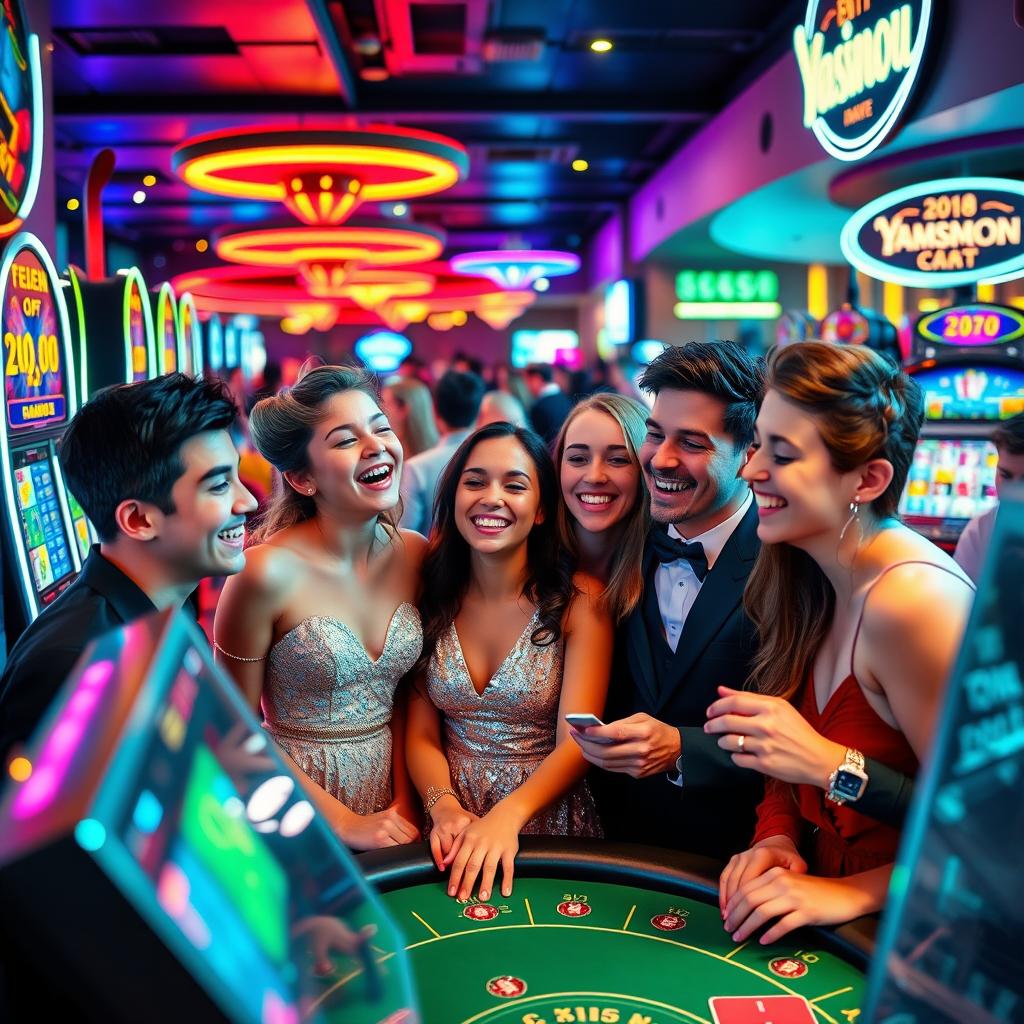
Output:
235,538,305,594
570,571,605,601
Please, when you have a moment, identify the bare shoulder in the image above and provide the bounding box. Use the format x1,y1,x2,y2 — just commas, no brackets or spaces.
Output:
571,571,605,602
233,539,303,598
398,527,429,558
862,559,974,642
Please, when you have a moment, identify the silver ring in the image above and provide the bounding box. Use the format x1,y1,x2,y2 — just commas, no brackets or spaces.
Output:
737,734,745,752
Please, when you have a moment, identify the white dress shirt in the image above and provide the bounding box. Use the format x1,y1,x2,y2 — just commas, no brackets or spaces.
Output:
655,491,753,652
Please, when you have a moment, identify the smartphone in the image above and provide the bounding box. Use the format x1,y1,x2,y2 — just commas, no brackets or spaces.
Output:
564,713,616,744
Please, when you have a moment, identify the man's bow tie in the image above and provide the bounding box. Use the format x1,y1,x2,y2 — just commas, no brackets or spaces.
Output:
651,530,708,581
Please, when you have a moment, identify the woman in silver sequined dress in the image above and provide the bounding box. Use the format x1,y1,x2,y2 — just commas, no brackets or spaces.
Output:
215,365,424,851
407,423,613,903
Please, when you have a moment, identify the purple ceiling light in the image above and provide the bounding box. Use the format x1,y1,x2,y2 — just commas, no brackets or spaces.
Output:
450,249,580,290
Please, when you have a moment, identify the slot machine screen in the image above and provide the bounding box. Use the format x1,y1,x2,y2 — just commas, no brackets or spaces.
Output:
126,274,151,382
10,444,76,605
914,365,1024,422
65,488,91,562
900,438,998,523
0,612,417,1024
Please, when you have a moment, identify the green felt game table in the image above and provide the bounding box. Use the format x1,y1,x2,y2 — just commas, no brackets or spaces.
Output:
353,839,874,1024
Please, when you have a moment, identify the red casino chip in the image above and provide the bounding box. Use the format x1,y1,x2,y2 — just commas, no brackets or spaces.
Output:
485,975,527,998
650,913,687,931
768,957,809,979
556,900,591,918
463,903,499,921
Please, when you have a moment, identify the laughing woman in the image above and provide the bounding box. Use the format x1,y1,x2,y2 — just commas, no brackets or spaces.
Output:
214,365,424,851
407,423,612,904
554,393,650,623
706,343,974,943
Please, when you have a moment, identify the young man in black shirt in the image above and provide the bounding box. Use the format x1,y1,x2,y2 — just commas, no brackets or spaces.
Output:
0,372,258,763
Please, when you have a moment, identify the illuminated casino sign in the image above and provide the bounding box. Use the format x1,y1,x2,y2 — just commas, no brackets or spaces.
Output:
674,269,781,320
0,0,42,234
154,283,178,374
795,0,932,161
841,178,1024,288
917,304,1024,349
2,238,71,429
123,269,154,382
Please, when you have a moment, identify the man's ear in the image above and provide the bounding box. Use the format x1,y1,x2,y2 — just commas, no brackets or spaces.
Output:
113,500,160,542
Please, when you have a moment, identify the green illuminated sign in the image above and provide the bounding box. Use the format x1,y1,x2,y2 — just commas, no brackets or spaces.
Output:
674,270,781,320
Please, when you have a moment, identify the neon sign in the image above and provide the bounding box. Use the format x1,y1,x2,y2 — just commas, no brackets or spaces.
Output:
841,178,1024,287
3,245,68,429
154,283,179,374
0,0,43,236
177,293,203,376
917,304,1024,349
675,270,781,320
120,268,156,382
795,0,932,161
354,330,412,372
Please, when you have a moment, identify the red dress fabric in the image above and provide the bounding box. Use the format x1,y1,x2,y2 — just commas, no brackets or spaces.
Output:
751,560,972,878
752,671,918,877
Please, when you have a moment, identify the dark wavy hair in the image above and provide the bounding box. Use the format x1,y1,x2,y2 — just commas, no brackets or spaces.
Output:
59,373,238,541
415,422,575,676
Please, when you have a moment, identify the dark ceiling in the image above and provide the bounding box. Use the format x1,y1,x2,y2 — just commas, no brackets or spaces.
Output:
52,0,806,275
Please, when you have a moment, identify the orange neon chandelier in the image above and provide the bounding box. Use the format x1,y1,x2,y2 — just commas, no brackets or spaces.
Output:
213,218,445,270
173,126,469,225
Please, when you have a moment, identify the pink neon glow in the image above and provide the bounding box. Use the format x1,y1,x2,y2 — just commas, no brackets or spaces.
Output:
11,659,116,820
262,990,300,1024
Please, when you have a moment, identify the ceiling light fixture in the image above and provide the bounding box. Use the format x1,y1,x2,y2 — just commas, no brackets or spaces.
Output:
590,39,613,53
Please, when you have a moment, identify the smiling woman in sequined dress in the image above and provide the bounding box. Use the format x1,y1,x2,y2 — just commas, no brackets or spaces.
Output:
406,422,613,904
214,365,425,852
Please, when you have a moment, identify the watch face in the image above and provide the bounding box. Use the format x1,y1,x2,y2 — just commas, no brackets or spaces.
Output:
835,769,866,800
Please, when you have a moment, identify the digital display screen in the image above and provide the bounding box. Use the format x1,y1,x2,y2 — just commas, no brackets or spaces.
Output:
917,304,1024,349
866,494,1024,1022
65,488,91,563
127,276,150,382
4,247,68,430
914,365,1024,422
510,329,580,369
900,438,998,522
2,613,418,1023
11,444,75,603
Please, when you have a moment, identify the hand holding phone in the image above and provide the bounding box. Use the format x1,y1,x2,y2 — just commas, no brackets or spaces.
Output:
565,713,616,744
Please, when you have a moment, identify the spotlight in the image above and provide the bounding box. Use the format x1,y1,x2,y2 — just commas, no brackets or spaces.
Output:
571,159,588,172
132,190,146,204
66,198,80,211
143,174,157,187
590,39,613,53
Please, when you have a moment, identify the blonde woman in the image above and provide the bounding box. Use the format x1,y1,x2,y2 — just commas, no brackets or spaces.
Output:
554,393,650,622
381,376,439,458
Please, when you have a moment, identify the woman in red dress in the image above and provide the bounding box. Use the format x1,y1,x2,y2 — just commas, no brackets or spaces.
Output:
705,342,974,944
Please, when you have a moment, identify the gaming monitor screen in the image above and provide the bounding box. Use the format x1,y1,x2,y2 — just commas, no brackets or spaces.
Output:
914,364,1024,422
11,443,76,604
900,438,998,523
0,611,417,1024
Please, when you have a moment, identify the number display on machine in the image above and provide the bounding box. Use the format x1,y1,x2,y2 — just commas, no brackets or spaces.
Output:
918,304,1024,349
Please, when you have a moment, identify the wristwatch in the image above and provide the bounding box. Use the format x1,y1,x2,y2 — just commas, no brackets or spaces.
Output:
826,748,868,805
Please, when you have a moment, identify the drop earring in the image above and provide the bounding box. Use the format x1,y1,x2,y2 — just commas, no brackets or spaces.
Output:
839,495,861,543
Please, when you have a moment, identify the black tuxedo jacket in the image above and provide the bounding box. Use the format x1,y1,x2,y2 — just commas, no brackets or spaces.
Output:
594,501,764,861
529,390,573,445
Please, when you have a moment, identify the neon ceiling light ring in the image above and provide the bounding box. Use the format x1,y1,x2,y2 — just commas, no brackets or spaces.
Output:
0,232,81,618
214,222,445,269
172,128,469,204
153,282,181,375
0,32,44,238
118,267,157,381
450,250,581,289
840,176,1024,288
797,0,932,162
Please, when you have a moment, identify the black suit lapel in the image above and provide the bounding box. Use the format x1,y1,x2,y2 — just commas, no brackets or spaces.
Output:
625,540,660,710
654,500,760,710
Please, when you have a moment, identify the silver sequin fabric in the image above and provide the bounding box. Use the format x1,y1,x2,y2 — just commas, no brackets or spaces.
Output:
262,603,422,815
426,611,602,837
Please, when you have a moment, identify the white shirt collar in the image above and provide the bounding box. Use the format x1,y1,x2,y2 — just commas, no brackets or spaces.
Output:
667,490,752,571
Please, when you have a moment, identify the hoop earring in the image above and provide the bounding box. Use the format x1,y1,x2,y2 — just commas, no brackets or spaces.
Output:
839,496,861,544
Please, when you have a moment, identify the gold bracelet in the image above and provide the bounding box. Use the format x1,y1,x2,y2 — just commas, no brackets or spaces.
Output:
424,786,459,819
213,641,268,663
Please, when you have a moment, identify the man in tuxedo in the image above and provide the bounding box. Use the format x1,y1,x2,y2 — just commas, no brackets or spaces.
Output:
574,341,765,860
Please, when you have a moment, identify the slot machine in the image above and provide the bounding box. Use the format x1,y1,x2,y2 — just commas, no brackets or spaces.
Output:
153,282,180,375
0,234,84,642
64,265,158,400
204,314,225,377
0,609,418,1024
900,302,1024,549
177,292,203,377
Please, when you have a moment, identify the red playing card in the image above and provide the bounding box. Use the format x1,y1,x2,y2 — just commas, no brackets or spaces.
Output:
709,994,817,1024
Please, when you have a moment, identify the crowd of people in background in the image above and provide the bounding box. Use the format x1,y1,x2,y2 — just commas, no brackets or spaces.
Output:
2,336,1017,949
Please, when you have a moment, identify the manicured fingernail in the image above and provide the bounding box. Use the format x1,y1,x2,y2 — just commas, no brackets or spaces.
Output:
448,887,455,896
731,931,741,942
503,889,511,897
480,891,489,901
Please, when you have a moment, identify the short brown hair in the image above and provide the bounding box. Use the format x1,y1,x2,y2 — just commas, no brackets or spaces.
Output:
992,412,1024,455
